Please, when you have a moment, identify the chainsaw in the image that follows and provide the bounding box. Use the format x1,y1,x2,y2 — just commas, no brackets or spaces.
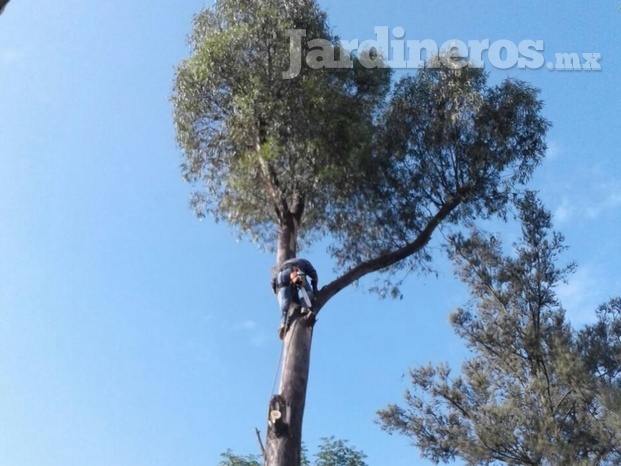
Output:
291,270,313,308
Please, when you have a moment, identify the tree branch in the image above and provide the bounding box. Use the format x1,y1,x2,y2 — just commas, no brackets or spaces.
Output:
315,193,464,311
0,0,10,15
257,152,288,222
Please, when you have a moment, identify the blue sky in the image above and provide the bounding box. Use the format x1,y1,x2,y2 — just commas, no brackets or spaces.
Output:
1,1,620,465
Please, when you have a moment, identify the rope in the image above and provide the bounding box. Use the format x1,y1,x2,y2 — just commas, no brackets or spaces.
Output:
271,336,285,396
270,317,302,396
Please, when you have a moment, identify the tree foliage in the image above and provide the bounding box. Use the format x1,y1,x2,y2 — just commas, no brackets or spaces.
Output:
219,449,262,466
314,436,368,466
327,59,549,289
218,437,367,466
172,0,550,293
377,193,621,465
173,0,391,247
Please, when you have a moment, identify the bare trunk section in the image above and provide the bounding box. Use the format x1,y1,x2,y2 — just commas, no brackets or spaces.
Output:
266,210,311,466
265,308,313,466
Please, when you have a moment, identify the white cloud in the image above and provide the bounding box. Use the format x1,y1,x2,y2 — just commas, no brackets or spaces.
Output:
233,319,267,347
250,334,267,347
557,265,603,326
195,345,215,364
0,47,21,65
553,199,573,224
545,140,562,161
552,171,621,224
235,319,257,331
584,184,621,219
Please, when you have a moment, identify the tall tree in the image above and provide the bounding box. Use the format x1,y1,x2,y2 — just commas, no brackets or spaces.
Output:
378,193,621,465
172,1,550,464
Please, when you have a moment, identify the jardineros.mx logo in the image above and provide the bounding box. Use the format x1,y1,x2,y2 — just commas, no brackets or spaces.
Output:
283,27,602,79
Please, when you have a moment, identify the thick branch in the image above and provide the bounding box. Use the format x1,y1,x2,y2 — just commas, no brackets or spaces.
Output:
315,194,463,311
291,190,304,221
257,150,288,222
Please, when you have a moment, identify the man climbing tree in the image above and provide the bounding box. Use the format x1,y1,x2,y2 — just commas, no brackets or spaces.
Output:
171,0,550,464
272,258,318,339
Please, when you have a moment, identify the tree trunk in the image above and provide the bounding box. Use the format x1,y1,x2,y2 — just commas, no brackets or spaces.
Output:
265,308,313,466
276,215,298,267
265,217,312,466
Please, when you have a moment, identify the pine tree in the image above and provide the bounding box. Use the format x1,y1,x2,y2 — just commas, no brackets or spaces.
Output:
378,193,621,465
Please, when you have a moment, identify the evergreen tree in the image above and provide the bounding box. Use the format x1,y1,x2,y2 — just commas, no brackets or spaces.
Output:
378,193,621,465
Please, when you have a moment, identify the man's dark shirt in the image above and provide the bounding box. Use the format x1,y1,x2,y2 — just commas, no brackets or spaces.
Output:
279,258,318,286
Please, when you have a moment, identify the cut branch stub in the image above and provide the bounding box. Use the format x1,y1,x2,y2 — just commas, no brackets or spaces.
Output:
268,394,288,437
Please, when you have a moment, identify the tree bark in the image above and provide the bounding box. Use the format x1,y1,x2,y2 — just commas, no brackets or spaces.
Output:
265,308,313,466
276,213,299,267
266,210,310,466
